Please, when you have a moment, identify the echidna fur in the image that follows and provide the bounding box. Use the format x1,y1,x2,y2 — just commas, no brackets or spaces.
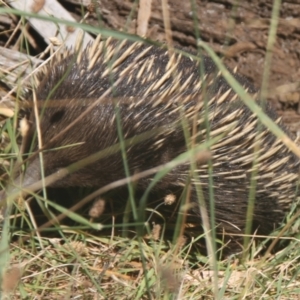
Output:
3,36,300,250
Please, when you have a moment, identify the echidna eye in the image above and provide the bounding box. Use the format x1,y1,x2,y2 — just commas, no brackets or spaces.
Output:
50,110,65,123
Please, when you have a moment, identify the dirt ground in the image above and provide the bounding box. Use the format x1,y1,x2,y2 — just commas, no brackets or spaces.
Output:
1,0,300,132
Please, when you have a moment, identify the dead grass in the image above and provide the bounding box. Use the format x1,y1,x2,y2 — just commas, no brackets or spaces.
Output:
2,229,300,299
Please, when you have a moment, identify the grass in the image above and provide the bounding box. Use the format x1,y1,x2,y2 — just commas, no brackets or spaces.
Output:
1,1,300,299
2,230,300,298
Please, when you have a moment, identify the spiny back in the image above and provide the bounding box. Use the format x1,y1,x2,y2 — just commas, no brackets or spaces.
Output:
36,36,256,100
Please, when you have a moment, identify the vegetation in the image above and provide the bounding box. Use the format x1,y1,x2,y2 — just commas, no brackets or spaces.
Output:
0,1,300,299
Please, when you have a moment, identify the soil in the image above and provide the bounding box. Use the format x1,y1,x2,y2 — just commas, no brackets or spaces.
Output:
1,0,300,132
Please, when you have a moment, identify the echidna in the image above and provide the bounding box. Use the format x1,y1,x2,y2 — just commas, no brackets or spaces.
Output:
1,36,299,251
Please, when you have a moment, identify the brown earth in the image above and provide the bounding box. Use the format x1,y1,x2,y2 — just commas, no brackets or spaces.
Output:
1,0,300,132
